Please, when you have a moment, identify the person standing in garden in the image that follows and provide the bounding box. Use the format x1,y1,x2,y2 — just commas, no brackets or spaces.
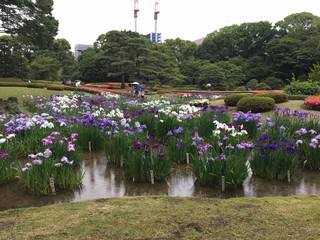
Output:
138,84,145,100
129,82,140,97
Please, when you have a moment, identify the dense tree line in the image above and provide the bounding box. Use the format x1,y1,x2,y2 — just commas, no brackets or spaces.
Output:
1,2,320,90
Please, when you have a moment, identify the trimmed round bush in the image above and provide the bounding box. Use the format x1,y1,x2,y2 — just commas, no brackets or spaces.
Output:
236,97,275,113
255,83,271,90
254,92,288,103
224,93,252,106
235,86,246,91
247,79,258,89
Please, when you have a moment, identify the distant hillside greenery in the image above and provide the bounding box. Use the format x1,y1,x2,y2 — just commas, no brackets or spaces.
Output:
1,3,320,90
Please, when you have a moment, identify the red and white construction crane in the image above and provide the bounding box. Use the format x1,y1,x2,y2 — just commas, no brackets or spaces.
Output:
154,1,160,42
133,0,139,32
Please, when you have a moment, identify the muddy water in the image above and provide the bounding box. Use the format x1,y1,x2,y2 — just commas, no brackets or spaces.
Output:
1,151,320,210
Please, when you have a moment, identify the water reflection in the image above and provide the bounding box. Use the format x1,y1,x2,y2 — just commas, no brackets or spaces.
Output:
1,151,320,210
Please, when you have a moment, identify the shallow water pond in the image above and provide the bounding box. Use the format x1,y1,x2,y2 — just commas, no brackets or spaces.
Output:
1,151,320,210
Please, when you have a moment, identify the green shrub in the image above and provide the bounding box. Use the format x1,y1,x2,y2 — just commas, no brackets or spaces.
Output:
255,92,288,103
235,86,246,91
27,83,46,88
236,97,275,113
46,85,65,91
247,79,258,89
224,93,252,106
288,95,308,100
63,86,77,91
255,83,272,90
175,85,197,90
284,80,320,95
261,76,286,90
5,102,20,114
0,82,28,87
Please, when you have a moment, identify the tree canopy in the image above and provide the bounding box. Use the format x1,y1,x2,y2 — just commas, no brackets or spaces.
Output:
1,8,320,90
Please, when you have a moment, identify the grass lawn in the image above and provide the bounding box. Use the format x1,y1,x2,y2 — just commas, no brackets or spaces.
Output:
0,87,73,103
0,195,319,239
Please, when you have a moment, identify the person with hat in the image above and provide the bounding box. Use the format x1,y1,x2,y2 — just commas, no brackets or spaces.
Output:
129,82,140,97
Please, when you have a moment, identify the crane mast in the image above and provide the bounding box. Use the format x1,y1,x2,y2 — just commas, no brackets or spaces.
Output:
134,0,139,32
154,1,160,42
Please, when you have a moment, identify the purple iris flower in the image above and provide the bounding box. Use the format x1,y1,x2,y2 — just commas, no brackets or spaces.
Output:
158,152,166,158
279,125,286,131
0,152,9,159
173,127,184,134
146,135,153,141
152,143,161,149
219,153,226,161
133,140,143,149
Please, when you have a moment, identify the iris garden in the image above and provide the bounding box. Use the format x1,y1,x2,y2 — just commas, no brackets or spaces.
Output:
1,92,320,194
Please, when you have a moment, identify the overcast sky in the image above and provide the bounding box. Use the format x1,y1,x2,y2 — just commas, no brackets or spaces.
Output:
52,0,320,51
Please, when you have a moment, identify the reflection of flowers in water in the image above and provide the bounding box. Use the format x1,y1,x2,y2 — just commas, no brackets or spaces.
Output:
3,151,320,209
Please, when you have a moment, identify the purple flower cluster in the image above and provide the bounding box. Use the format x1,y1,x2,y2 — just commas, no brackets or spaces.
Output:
255,134,299,155
0,152,9,159
41,132,77,152
197,143,212,155
207,153,227,161
236,141,255,149
232,111,262,123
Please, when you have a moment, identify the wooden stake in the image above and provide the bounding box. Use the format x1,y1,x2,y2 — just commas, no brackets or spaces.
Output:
49,177,56,195
150,170,154,184
287,170,291,183
221,176,225,192
88,141,92,152
120,156,124,168
186,153,190,164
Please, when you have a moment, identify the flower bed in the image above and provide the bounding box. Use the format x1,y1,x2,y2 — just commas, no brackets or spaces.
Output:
1,93,320,195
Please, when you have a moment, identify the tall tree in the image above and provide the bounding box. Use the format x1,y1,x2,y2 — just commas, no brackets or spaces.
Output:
97,30,135,88
275,12,320,41
162,38,197,64
74,48,109,82
214,61,246,89
0,0,35,34
198,21,275,62
29,56,60,80
266,37,301,80
148,43,185,86
1,0,58,50
52,38,75,78
0,35,29,78
180,59,208,85
197,63,227,90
